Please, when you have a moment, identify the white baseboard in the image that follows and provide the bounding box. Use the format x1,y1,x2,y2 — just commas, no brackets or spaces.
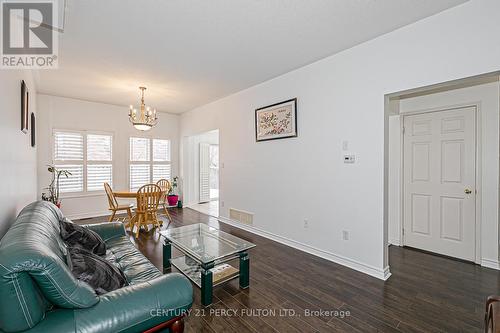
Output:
481,258,500,270
65,211,110,221
389,238,401,246
217,216,391,281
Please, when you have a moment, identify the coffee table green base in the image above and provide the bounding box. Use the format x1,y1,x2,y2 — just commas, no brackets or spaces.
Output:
201,262,214,306
161,224,255,307
163,240,171,272
163,241,251,306
239,252,249,289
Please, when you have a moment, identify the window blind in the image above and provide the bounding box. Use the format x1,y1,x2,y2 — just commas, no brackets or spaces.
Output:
130,164,150,192
54,132,83,161
87,134,112,161
153,164,171,183
129,137,171,191
87,164,113,191
153,139,170,161
87,134,113,191
54,131,113,194
130,137,150,161
55,165,84,193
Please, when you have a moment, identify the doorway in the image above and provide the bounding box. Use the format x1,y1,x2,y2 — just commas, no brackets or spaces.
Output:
386,74,500,271
403,106,476,261
183,129,219,217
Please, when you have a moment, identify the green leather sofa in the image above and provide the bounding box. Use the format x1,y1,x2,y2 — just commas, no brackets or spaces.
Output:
0,201,193,333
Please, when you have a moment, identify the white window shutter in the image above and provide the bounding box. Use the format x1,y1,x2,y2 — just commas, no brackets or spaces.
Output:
130,164,150,192
130,137,150,161
54,132,83,161
55,165,84,193
153,164,171,183
87,164,113,191
153,139,170,162
87,134,112,161
87,134,113,191
199,143,210,203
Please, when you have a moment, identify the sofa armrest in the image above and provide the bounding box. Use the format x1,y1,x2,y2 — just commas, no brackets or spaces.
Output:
83,222,126,241
73,273,193,333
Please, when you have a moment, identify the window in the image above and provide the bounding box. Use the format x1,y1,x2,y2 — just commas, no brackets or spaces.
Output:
129,137,171,191
54,131,113,194
87,134,113,191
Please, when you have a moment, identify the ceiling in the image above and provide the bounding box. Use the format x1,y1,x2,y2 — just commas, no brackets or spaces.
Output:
36,0,468,114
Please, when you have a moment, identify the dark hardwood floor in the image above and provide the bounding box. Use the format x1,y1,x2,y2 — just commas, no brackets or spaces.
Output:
78,208,500,332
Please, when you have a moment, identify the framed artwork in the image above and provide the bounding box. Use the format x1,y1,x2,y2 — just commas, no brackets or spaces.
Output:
31,113,36,147
255,98,297,142
21,80,29,133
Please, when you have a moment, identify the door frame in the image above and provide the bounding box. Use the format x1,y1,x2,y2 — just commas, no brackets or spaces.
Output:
400,102,482,264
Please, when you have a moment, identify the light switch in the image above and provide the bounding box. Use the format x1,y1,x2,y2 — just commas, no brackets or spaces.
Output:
344,154,355,163
342,140,349,151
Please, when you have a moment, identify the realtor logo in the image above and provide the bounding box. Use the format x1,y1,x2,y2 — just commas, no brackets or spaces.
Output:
1,0,58,68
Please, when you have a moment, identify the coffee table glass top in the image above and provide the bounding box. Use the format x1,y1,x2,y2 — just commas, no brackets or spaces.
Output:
160,223,255,264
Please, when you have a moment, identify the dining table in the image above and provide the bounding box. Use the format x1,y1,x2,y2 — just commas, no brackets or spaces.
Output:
112,189,169,230
113,190,140,199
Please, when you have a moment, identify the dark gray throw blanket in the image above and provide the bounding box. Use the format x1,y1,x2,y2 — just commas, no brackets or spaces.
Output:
68,247,128,295
59,218,107,256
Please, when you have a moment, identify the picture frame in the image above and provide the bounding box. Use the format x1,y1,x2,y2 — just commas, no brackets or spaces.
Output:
31,113,36,147
21,80,29,133
255,98,297,142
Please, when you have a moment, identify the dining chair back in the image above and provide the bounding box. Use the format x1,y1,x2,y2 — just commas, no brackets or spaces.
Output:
132,184,163,238
104,182,118,210
103,183,133,224
136,184,162,213
156,179,172,195
156,179,173,225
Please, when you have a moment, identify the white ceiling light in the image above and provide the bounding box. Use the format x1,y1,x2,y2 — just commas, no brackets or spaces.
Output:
128,86,158,131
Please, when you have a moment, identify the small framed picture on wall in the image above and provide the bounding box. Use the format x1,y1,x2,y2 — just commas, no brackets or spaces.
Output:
255,98,297,142
31,112,36,147
21,80,29,133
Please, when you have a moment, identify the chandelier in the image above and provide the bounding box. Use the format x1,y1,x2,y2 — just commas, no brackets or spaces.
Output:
128,86,158,131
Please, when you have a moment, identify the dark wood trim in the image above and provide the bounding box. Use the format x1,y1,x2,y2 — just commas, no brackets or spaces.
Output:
485,296,500,333
143,315,185,333
255,98,297,142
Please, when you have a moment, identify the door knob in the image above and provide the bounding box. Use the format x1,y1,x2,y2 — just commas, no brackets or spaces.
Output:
465,189,472,194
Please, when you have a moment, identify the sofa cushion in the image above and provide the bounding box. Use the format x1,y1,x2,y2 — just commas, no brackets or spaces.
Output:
105,237,163,284
60,219,106,256
73,273,193,333
68,247,128,295
0,201,99,333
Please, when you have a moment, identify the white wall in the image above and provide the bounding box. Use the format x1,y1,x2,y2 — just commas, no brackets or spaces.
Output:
179,0,500,279
0,71,38,238
388,81,500,267
182,130,219,206
37,95,180,219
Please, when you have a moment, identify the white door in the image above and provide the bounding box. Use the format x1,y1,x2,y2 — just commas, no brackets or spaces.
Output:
403,107,476,261
199,143,210,203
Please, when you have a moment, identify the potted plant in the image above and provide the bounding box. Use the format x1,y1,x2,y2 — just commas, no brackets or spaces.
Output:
41,165,72,208
167,176,179,206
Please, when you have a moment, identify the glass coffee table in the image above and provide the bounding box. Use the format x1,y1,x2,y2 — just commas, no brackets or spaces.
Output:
160,223,255,306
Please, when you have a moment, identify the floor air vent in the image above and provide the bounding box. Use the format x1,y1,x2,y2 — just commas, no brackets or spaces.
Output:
229,208,253,225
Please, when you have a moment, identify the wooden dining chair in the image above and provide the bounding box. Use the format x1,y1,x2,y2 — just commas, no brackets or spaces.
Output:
104,183,133,226
156,179,173,225
132,184,162,238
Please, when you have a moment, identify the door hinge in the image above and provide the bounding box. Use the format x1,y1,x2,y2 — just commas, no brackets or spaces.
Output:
402,126,406,135
402,228,405,235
